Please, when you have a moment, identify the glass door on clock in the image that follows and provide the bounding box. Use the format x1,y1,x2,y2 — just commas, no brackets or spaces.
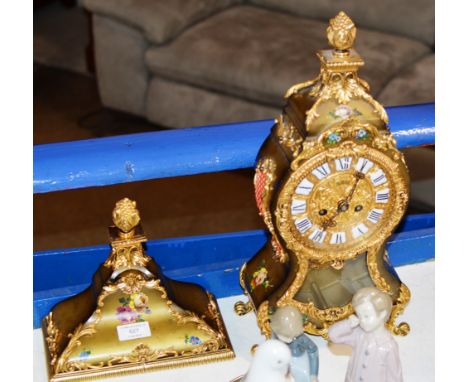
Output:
294,253,375,309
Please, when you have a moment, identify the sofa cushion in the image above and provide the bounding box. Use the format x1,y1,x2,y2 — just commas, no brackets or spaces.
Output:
82,0,239,45
378,54,434,106
250,0,434,46
146,6,431,107
146,77,279,128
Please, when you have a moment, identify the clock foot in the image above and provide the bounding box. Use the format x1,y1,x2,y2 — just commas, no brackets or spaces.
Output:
234,300,253,316
391,322,410,336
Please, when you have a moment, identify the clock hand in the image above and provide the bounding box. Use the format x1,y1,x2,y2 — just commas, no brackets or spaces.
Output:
321,172,365,229
344,171,365,203
322,210,339,230
335,171,365,213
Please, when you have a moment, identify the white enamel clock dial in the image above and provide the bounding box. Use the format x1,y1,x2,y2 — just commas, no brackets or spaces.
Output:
276,146,408,260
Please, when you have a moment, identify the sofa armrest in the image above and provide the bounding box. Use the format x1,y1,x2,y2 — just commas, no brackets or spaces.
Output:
81,0,240,45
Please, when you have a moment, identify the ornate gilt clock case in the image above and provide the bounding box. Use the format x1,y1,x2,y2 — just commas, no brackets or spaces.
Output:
237,12,411,338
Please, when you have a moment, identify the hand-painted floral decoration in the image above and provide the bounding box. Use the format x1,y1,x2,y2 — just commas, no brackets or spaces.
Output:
79,349,91,360
326,132,342,145
250,261,273,291
334,105,353,118
329,105,362,120
115,292,152,324
355,128,370,141
184,335,203,345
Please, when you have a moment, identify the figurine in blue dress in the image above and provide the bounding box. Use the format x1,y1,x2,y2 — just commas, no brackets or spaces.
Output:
270,306,319,382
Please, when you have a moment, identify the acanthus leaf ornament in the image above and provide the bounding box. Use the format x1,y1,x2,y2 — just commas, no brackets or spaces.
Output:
238,12,411,338
276,114,304,158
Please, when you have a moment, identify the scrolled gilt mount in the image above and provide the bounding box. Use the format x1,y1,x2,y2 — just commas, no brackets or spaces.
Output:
43,198,234,381
238,12,411,338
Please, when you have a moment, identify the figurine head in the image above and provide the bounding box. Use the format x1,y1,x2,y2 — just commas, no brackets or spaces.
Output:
252,339,291,374
270,306,304,343
352,287,392,333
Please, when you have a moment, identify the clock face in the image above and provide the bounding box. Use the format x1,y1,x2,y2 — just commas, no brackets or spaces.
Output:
276,146,407,259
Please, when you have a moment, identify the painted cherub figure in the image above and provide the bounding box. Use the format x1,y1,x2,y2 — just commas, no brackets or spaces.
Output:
328,287,403,382
270,306,319,382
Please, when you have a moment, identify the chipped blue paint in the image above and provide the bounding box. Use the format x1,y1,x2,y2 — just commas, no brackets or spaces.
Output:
124,161,136,178
33,103,434,193
387,103,435,146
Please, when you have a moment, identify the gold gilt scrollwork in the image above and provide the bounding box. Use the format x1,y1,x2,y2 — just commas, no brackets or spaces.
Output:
235,263,254,316
367,248,391,293
206,292,228,342
386,283,411,336
104,244,151,270
56,323,100,373
305,72,388,129
330,259,344,270
285,65,387,131
239,263,247,292
276,115,303,158
110,343,178,364
254,157,288,263
45,313,61,369
290,138,320,171
284,75,321,99
256,301,272,337
373,132,406,163
254,157,276,234
113,272,145,295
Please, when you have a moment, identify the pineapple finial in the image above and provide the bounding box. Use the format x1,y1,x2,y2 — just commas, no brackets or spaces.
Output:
327,11,356,51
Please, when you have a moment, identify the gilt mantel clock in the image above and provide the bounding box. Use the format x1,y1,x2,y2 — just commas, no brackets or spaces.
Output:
236,12,411,338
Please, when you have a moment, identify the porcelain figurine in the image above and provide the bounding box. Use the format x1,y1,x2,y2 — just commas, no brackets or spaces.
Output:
328,287,403,382
242,339,294,382
270,306,319,382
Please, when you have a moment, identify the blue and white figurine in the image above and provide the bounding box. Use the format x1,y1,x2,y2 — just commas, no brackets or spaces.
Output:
270,306,319,382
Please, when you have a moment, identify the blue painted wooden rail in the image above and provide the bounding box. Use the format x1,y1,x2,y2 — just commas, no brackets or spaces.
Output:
33,103,435,328
33,103,434,194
